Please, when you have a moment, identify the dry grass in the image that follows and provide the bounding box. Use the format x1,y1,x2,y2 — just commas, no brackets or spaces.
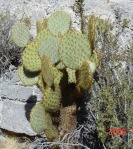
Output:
0,135,21,149
0,129,33,149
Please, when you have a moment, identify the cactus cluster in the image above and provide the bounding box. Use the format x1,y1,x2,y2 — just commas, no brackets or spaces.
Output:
12,11,100,142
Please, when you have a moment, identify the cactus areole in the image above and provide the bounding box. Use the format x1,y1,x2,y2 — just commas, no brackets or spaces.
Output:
12,11,100,143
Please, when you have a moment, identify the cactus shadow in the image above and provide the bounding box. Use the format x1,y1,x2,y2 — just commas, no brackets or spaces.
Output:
25,95,37,121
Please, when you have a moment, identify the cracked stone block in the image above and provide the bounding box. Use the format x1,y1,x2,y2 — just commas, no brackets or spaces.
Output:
0,67,42,135
0,100,37,136
0,69,42,102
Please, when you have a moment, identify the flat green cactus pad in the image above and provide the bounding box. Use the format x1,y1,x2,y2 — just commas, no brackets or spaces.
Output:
47,11,71,36
43,18,48,29
54,69,63,85
90,50,100,68
30,103,45,133
36,20,44,34
45,113,59,141
17,65,39,86
36,28,52,41
59,30,91,69
12,22,30,47
88,15,96,51
42,86,61,112
56,61,65,70
22,41,41,72
38,36,60,64
37,73,46,93
78,61,93,90
66,68,77,83
41,55,56,87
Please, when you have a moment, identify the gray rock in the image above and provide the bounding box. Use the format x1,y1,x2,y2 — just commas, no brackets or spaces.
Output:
0,68,42,102
0,99,36,136
0,65,42,135
0,129,4,142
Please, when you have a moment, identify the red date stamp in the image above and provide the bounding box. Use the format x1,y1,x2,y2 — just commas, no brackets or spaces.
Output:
108,128,133,136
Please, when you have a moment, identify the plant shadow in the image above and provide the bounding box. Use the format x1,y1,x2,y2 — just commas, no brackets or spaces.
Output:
25,95,37,121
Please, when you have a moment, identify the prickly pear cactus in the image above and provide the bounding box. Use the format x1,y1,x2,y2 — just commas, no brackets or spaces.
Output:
17,65,39,86
22,41,41,72
37,73,46,93
66,68,77,83
36,20,45,34
42,86,61,112
59,30,91,69
38,36,60,64
30,103,45,133
11,22,30,47
45,113,59,141
88,15,96,51
78,61,93,90
12,11,100,143
47,11,71,36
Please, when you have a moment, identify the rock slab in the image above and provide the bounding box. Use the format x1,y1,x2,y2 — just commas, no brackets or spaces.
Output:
0,100,36,136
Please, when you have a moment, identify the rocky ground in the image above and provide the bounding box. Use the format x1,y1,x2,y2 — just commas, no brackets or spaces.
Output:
0,0,133,148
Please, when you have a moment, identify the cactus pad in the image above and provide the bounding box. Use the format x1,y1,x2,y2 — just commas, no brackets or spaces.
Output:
78,61,93,90
38,36,60,64
90,50,100,68
22,41,41,72
12,22,30,47
42,86,61,112
36,28,52,41
43,18,48,29
54,70,63,85
56,61,65,70
45,113,59,141
17,65,39,86
59,30,91,69
37,73,46,93
41,55,56,87
47,11,71,36
30,103,45,133
88,15,96,51
36,20,44,34
66,68,77,83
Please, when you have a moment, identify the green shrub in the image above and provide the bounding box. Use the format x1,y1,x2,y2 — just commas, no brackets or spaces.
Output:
87,16,133,148
0,10,21,77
